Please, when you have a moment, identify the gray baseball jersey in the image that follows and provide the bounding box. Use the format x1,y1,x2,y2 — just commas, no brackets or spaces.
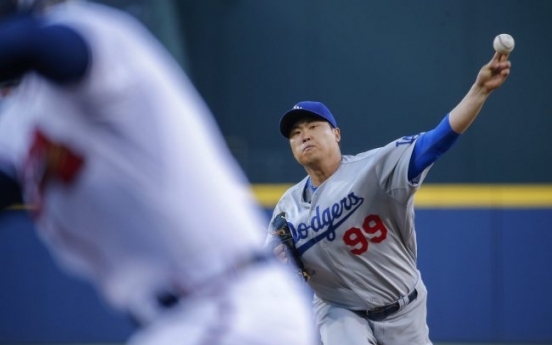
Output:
272,135,430,310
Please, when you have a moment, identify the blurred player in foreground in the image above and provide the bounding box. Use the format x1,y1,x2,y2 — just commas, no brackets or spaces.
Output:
0,1,316,344
269,51,512,344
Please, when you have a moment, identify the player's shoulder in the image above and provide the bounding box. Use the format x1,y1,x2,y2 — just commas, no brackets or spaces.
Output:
341,147,382,164
286,176,309,194
341,134,421,163
392,134,421,147
277,176,308,202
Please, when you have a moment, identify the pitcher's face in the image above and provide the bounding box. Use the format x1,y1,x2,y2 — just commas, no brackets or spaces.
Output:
289,119,340,167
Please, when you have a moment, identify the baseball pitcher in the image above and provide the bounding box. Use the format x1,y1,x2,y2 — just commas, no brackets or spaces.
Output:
270,50,512,344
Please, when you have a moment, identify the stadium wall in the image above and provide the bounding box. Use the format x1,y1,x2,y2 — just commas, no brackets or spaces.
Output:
1,184,551,343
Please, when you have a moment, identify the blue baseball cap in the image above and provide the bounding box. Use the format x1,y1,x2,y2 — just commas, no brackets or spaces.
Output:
279,101,338,138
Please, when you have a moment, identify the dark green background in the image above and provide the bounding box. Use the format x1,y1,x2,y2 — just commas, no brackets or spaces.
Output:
170,0,552,184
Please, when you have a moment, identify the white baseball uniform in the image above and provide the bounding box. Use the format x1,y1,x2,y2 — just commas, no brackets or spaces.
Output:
272,135,433,345
0,2,316,344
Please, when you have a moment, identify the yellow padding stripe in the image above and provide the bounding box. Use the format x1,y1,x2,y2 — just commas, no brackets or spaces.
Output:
5,204,34,211
4,185,552,211
251,184,552,208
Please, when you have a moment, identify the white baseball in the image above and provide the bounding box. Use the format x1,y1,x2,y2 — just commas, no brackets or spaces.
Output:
493,34,515,54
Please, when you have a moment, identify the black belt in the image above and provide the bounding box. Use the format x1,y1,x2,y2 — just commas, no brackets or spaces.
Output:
156,253,272,308
130,253,273,327
354,289,418,322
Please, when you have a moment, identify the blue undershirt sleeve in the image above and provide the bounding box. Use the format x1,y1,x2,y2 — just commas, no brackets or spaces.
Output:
0,14,90,84
408,113,460,182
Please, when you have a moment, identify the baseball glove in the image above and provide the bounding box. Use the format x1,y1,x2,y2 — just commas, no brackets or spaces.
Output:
269,212,310,282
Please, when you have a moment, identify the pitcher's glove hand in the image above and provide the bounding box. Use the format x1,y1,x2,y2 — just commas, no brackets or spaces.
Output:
269,212,310,282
